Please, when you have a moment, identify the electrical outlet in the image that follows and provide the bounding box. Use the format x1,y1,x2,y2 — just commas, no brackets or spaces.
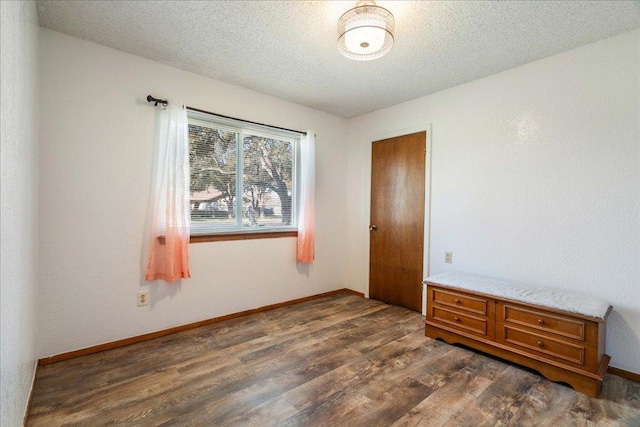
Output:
137,290,149,307
445,252,453,264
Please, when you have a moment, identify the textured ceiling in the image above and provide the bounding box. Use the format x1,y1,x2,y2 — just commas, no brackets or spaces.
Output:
37,1,640,118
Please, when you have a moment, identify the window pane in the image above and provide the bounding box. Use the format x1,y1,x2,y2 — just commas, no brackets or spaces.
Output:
242,134,294,228
188,124,237,229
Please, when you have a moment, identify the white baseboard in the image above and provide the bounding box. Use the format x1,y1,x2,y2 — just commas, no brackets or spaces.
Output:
23,359,37,426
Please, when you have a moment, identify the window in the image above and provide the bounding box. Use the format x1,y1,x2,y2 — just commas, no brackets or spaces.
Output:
188,110,299,236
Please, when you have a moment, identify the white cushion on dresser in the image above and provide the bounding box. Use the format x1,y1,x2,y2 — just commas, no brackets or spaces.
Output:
426,272,610,319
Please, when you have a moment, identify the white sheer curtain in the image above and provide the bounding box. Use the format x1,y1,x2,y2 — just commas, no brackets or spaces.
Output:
297,131,315,263
145,100,191,282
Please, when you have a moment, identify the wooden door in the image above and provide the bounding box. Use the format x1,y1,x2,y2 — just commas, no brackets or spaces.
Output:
369,131,426,312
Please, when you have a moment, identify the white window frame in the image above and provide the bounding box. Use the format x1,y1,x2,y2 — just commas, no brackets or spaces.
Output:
187,110,300,236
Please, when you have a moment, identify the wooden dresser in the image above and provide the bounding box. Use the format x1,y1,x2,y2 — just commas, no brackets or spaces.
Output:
425,279,611,397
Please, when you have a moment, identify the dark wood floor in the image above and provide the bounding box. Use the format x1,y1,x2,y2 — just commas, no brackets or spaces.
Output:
28,294,640,426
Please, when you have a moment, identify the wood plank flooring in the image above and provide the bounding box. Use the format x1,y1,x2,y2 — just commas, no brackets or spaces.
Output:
28,294,640,426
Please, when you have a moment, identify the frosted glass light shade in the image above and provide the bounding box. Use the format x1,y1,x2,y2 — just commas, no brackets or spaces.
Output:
337,1,394,61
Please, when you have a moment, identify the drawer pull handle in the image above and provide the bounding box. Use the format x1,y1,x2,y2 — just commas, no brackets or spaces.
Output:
537,319,545,325
454,298,461,303
454,316,460,322
537,341,544,348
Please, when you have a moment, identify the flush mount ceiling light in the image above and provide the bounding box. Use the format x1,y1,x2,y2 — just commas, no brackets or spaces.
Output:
337,0,394,61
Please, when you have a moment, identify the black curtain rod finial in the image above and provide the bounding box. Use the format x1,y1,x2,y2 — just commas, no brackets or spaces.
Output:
147,95,168,107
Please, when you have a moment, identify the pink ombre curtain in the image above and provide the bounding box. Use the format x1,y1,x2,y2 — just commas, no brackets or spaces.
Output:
145,101,191,282
297,131,315,263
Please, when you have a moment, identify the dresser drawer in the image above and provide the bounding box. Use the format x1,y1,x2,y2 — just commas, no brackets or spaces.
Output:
500,303,586,341
430,287,489,316
498,324,589,366
430,306,492,339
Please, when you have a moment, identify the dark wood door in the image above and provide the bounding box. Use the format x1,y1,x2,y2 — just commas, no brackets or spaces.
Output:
369,131,426,312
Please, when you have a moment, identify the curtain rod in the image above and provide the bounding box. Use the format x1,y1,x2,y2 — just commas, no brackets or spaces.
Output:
146,95,307,136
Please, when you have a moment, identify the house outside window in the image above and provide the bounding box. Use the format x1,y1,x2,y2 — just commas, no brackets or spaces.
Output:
188,110,299,236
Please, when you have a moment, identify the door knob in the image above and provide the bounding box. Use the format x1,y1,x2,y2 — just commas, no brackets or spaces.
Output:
369,224,378,231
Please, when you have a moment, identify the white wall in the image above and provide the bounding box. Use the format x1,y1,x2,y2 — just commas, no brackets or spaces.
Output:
346,30,640,373
1,1,39,425
38,29,348,357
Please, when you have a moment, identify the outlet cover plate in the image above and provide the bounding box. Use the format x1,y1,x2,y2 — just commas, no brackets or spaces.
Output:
137,290,149,307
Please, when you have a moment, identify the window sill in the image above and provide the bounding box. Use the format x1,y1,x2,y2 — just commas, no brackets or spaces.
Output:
190,230,298,243
158,230,298,244
158,230,298,245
